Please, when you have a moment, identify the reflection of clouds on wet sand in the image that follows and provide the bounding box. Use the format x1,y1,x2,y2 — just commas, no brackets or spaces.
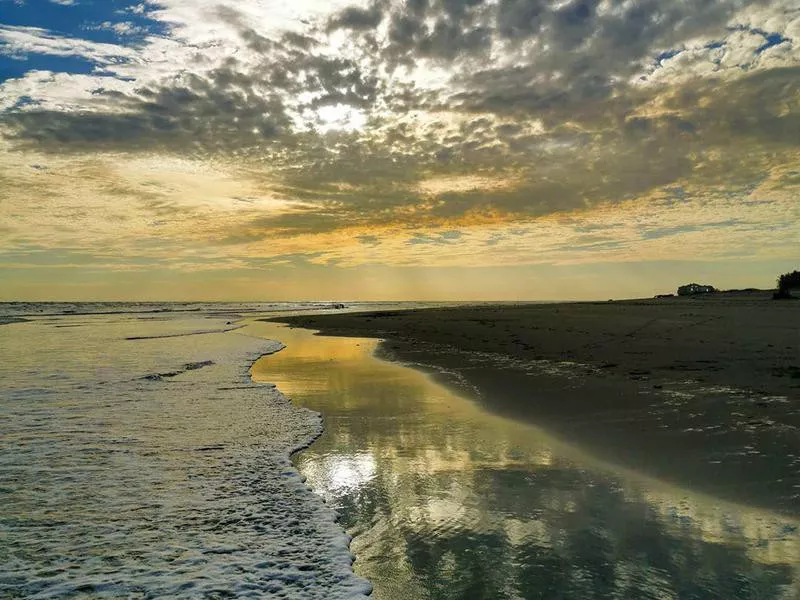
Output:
249,321,800,599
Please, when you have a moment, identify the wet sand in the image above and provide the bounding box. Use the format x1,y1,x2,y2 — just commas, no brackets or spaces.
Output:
269,293,800,515
250,319,800,599
0,317,29,325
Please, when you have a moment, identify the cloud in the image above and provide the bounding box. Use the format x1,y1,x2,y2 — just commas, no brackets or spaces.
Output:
3,71,292,154
0,0,798,296
0,24,138,63
86,21,148,37
327,3,383,32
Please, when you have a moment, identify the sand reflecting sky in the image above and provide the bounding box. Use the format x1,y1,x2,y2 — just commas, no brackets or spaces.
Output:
249,321,800,599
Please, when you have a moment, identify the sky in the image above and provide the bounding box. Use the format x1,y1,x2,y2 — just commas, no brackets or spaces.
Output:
0,0,798,301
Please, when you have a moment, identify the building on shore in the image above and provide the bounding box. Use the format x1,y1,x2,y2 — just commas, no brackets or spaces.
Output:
677,283,716,296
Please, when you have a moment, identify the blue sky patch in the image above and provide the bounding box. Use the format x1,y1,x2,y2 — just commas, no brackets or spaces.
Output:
728,25,790,55
0,52,97,81
754,31,789,55
0,0,168,84
1,0,168,43
655,48,683,64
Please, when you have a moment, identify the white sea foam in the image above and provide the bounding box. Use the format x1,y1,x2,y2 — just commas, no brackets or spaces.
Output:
0,311,371,598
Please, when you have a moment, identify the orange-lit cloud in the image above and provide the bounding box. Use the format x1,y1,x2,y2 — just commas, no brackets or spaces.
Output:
0,0,798,299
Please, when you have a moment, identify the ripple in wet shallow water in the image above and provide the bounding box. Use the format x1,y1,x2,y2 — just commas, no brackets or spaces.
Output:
0,313,371,599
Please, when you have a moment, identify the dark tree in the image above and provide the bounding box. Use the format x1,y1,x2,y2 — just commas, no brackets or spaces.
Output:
775,270,800,299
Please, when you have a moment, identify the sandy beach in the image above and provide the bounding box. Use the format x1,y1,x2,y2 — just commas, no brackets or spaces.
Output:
271,293,800,515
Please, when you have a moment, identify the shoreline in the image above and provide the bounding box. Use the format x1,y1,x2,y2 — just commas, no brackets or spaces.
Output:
0,317,29,325
242,324,374,596
267,295,800,516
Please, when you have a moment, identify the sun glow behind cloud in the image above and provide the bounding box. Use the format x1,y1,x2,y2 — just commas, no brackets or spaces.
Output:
0,0,798,299
314,103,368,132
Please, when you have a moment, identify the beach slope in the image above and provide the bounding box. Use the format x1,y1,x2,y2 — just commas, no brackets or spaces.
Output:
270,294,800,514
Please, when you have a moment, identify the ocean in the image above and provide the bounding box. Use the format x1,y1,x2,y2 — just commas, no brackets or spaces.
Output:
0,303,379,598
2,303,799,599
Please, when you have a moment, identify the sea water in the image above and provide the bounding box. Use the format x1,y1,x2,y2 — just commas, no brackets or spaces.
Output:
0,305,373,598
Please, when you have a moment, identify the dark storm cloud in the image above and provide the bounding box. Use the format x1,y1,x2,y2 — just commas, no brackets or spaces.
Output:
327,3,384,32
325,0,494,64
385,0,492,63
667,67,800,146
450,0,775,118
3,71,291,153
494,0,546,39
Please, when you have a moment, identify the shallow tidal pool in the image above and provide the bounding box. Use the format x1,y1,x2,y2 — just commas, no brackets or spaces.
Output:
250,320,800,600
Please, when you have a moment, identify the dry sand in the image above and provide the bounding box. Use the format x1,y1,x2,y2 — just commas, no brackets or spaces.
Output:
271,292,800,515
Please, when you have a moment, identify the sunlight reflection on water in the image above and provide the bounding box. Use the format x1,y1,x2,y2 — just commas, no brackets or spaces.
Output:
250,320,800,600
